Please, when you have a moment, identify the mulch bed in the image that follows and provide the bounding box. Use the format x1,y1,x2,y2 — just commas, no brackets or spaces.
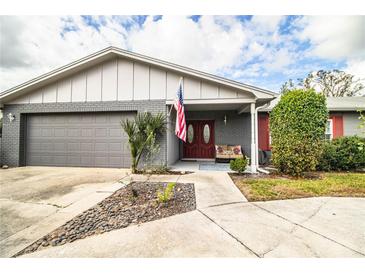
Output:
15,182,196,257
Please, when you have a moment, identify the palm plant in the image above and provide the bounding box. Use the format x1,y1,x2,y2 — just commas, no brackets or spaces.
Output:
121,112,166,173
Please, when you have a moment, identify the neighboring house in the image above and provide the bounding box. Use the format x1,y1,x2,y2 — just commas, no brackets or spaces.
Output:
258,97,365,160
0,47,277,172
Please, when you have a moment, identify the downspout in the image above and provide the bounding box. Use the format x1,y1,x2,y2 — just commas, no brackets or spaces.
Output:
255,102,271,174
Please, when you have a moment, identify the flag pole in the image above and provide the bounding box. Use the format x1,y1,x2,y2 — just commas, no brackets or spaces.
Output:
167,77,183,117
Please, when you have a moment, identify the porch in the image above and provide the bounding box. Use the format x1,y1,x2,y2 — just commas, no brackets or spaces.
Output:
169,160,254,173
166,99,270,173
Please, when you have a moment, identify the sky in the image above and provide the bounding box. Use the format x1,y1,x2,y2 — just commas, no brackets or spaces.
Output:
0,15,364,93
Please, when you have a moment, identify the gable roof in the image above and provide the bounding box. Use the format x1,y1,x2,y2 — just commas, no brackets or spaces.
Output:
0,46,277,104
259,96,365,112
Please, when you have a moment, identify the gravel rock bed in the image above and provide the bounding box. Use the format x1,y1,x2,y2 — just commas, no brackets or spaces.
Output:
15,182,196,257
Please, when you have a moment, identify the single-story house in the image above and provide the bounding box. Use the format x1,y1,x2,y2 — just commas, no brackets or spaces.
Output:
257,96,365,163
0,47,277,172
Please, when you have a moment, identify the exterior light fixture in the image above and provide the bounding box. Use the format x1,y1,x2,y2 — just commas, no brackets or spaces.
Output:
224,115,227,125
7,113,15,123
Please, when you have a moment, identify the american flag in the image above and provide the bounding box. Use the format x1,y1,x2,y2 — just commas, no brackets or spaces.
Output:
174,78,186,142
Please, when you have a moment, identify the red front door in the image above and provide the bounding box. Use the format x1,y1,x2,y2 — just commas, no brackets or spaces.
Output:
183,120,215,159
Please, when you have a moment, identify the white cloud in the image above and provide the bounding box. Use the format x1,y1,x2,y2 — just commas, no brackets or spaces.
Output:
128,16,248,73
1,15,364,94
345,59,365,80
263,48,293,71
0,16,130,91
298,16,365,60
250,16,284,33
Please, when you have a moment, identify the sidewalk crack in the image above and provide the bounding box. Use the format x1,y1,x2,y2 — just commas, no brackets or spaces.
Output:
299,198,331,225
197,209,261,258
251,202,365,257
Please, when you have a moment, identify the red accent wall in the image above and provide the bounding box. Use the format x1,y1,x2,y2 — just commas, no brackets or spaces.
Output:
330,114,344,138
258,113,270,151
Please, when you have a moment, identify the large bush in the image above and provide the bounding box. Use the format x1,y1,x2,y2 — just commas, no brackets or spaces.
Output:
270,89,328,176
318,136,365,171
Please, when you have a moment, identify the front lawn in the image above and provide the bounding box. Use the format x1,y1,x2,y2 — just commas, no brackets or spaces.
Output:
230,172,365,202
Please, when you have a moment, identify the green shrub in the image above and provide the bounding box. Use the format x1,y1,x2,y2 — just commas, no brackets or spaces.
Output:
230,157,248,174
270,89,328,176
121,112,166,173
157,182,176,203
318,136,365,171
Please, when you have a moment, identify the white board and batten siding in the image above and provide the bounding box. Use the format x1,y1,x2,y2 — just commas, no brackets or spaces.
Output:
8,58,252,104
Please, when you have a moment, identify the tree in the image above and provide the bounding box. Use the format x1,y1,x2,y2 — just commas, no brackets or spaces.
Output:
281,70,364,97
280,79,296,94
270,89,328,176
121,112,166,173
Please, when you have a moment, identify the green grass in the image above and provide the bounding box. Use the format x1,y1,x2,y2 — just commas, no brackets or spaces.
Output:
230,172,365,202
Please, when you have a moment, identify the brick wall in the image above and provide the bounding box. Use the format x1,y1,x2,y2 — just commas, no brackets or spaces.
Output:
1,100,167,167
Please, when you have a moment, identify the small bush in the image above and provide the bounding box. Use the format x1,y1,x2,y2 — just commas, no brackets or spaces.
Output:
230,157,248,174
157,182,176,203
318,136,365,171
270,89,328,176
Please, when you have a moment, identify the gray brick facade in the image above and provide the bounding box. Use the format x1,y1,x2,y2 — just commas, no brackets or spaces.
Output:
1,100,167,167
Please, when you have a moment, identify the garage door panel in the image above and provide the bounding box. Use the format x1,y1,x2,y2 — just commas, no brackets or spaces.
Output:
109,128,122,137
81,115,94,123
67,128,80,137
54,156,67,165
81,128,93,137
68,116,82,123
28,142,41,152
26,112,135,168
81,156,94,166
67,142,80,151
95,115,107,123
41,128,53,137
67,156,81,165
41,142,54,151
95,128,107,137
54,143,67,151
109,142,122,151
80,143,93,151
54,128,66,137
29,128,42,138
95,156,108,166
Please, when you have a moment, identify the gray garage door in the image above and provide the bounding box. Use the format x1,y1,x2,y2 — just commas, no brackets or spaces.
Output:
26,112,135,168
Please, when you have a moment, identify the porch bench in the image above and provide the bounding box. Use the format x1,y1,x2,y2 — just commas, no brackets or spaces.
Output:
215,144,244,162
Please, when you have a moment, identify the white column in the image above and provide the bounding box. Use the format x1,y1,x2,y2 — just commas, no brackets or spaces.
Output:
250,103,257,173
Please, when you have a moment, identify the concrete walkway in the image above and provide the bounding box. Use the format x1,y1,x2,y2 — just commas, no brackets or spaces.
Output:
0,166,130,257
19,171,365,258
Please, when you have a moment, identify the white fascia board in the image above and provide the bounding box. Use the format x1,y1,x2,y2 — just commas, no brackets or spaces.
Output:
330,107,365,111
166,98,256,105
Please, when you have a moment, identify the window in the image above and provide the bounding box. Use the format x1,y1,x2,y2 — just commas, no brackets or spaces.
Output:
325,119,333,140
187,124,194,143
203,124,210,144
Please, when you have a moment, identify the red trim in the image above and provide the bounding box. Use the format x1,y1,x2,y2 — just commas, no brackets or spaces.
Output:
330,114,344,138
258,113,270,151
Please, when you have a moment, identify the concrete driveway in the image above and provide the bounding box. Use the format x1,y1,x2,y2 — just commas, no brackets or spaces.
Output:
14,171,365,258
0,166,129,257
